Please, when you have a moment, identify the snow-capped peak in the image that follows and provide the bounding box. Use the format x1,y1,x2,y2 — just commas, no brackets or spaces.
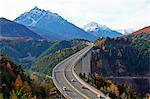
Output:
83,22,122,38
83,22,109,32
15,6,64,26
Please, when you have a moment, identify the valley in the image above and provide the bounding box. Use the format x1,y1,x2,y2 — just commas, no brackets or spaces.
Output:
0,4,149,99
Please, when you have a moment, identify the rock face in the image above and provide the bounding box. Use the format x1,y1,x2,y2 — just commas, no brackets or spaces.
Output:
14,7,96,40
83,22,122,38
0,18,42,39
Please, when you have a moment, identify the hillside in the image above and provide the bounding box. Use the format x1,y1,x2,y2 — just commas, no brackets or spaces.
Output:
14,7,96,41
92,36,150,95
31,40,88,75
0,18,42,39
0,54,60,98
132,26,150,34
125,26,150,41
0,39,89,72
94,37,150,76
0,39,56,68
83,22,122,38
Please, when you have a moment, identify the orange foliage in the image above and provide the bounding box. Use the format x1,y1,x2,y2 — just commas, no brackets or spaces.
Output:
97,39,106,46
15,75,23,87
110,83,119,96
107,80,113,84
114,86,119,96
110,83,115,93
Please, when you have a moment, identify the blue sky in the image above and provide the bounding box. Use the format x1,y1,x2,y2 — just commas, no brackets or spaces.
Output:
0,0,149,29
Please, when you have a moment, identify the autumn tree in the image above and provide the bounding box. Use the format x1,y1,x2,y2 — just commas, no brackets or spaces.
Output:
15,75,23,87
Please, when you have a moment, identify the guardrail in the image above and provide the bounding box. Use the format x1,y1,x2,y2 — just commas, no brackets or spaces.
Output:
52,47,90,99
52,45,110,99
71,46,110,98
52,53,77,99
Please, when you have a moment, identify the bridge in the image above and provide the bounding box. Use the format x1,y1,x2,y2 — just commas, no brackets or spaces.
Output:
52,45,110,99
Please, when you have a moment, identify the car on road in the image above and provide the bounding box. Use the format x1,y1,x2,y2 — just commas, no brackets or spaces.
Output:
71,79,76,82
80,84,86,89
63,87,67,91
97,94,105,99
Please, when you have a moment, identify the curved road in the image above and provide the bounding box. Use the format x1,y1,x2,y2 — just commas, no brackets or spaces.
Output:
53,46,108,99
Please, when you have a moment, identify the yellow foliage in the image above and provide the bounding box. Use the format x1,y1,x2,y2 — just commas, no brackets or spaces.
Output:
107,87,111,92
107,80,113,84
114,86,119,96
110,83,119,96
110,83,115,93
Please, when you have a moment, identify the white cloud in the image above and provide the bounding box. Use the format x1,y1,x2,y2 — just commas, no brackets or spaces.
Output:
0,0,149,29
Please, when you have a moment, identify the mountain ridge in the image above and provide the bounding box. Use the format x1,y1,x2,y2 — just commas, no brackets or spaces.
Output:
125,26,150,41
132,26,150,34
0,17,42,39
14,7,96,41
83,22,122,38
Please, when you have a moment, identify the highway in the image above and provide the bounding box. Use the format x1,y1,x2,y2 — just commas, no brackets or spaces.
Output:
52,46,108,99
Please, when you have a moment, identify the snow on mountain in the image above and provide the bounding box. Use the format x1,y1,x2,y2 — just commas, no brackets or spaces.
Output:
83,22,122,38
15,6,63,26
83,22,109,33
14,7,96,41
117,28,135,35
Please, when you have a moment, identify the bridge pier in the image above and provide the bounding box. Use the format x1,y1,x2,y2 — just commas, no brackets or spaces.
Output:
74,50,92,76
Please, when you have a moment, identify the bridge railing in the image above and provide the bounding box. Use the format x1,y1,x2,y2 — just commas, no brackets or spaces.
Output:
52,53,77,99
71,46,109,98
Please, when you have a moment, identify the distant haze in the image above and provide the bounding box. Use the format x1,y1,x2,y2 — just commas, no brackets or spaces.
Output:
0,0,149,30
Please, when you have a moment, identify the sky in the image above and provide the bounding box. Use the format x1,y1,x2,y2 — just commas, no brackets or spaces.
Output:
0,0,149,30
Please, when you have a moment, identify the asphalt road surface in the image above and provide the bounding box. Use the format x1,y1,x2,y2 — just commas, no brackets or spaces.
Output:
53,46,107,99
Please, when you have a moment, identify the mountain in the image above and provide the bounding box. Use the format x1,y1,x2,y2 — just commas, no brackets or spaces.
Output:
14,7,96,41
83,22,122,38
0,18,42,39
125,26,150,41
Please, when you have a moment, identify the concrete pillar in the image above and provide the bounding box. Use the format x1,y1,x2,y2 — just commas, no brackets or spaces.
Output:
81,51,91,75
74,50,92,76
74,60,82,75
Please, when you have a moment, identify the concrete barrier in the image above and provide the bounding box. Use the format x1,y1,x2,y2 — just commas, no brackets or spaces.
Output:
71,46,110,98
